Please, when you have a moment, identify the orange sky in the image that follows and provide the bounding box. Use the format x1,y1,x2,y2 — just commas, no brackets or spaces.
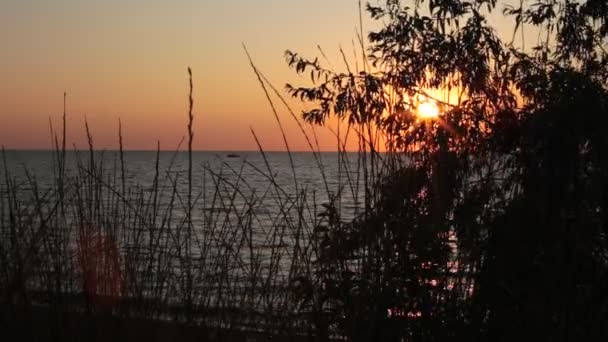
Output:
0,0,521,151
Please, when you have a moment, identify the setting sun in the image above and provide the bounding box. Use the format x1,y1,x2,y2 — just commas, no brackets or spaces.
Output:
417,100,440,120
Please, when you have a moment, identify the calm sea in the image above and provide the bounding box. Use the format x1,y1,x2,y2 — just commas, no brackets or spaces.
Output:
1,150,364,223
0,151,370,313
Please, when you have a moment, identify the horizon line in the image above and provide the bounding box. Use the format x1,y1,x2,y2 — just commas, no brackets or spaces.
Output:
1,148,362,153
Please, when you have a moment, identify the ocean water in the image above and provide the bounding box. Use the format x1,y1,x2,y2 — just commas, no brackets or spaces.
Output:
1,150,364,220
1,150,370,266
1,150,370,302
0,150,374,321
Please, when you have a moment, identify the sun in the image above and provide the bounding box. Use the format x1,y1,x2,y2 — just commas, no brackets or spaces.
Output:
417,100,440,120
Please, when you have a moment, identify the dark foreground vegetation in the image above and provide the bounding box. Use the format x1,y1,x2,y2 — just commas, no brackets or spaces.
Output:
2,0,608,341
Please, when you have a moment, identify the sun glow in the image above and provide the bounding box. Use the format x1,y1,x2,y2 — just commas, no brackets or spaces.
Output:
417,100,440,119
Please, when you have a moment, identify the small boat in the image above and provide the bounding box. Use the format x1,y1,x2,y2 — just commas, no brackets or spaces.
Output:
226,153,240,158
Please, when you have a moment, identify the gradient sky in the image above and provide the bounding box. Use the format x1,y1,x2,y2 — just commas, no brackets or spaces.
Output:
1,0,520,151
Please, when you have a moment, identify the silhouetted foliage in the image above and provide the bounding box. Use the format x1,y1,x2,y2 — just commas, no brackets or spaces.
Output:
287,0,608,340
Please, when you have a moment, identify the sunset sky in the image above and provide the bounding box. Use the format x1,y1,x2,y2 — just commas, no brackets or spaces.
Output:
1,0,519,151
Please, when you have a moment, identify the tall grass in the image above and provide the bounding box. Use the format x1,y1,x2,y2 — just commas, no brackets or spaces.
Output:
0,30,399,341
0,68,382,342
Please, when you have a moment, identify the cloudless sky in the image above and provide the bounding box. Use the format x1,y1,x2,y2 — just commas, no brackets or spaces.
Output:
1,0,520,151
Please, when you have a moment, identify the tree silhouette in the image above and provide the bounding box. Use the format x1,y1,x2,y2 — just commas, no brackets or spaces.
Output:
287,0,608,340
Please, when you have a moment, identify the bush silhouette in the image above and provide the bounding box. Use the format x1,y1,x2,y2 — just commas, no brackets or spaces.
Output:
287,0,608,340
